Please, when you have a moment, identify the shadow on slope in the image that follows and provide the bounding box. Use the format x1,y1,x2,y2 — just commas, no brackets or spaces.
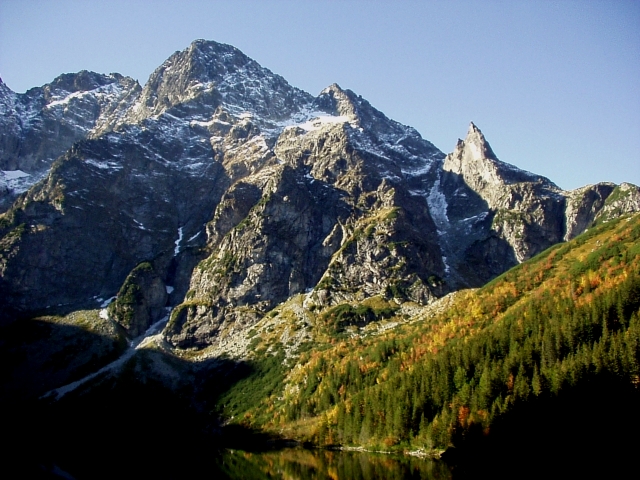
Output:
0,312,127,402
445,372,640,479
0,315,278,479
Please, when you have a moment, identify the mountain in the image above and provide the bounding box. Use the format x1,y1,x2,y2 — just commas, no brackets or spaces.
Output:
1,39,639,476
1,40,638,336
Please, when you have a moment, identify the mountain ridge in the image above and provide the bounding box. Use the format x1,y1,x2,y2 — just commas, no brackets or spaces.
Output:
1,38,639,345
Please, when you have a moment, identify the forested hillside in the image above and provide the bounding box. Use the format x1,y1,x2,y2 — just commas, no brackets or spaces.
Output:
213,213,640,463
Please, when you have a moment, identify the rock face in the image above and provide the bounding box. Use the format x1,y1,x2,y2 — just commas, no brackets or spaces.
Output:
564,183,616,241
1,40,639,349
438,123,640,286
440,123,566,284
0,72,140,211
108,262,168,338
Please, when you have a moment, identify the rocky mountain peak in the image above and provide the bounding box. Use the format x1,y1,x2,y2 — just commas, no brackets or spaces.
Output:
0,76,13,96
0,70,141,206
123,39,313,126
444,122,556,199
0,77,16,114
464,121,499,160
444,123,505,199
315,83,358,119
171,39,261,88
311,82,440,168
44,71,118,98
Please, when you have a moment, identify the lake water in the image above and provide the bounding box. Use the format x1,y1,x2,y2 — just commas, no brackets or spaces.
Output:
213,447,452,479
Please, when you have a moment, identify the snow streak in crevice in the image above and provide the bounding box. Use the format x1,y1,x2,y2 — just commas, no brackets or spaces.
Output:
174,226,184,256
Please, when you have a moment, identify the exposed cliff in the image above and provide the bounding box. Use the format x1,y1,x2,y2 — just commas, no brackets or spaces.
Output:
0,72,140,211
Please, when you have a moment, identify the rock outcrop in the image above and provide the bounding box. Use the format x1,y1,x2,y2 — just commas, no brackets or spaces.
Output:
108,262,168,338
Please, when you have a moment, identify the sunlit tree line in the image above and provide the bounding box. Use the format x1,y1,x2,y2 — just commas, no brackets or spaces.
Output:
220,215,640,451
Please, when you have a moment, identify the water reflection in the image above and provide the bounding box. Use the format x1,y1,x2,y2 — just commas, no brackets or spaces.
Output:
214,447,452,480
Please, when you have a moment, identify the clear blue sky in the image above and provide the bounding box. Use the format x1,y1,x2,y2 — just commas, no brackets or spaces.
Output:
1,0,638,190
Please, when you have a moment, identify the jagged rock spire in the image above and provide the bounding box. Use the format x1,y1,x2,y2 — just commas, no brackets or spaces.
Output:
445,122,554,195
443,122,506,196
